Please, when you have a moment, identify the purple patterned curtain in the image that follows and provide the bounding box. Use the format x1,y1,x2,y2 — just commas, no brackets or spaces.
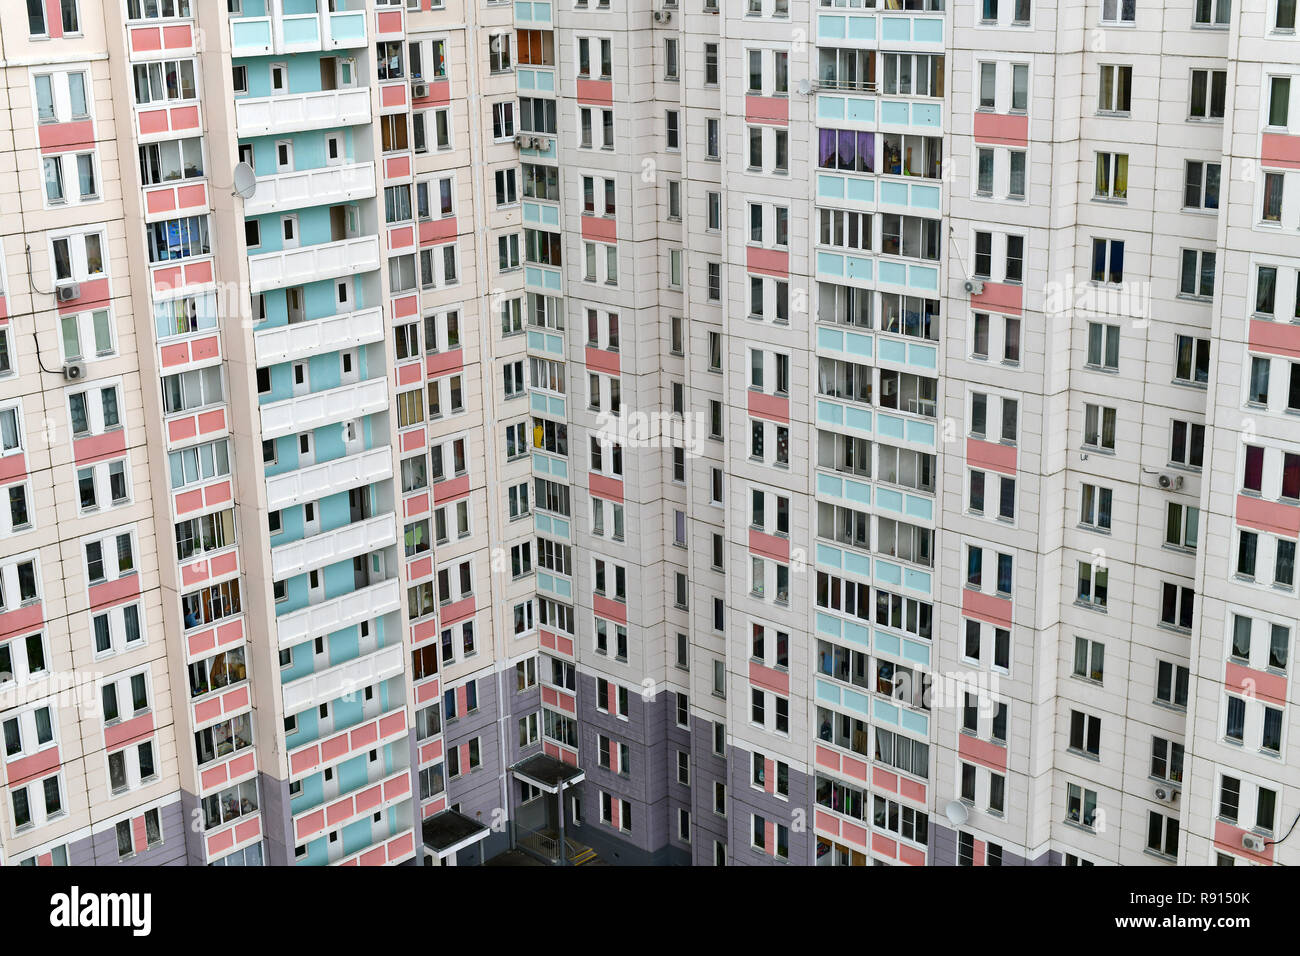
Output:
818,129,837,168
838,130,855,170
857,131,874,172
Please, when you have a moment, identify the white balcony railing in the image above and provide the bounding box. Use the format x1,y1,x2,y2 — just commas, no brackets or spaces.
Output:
271,512,397,581
253,306,385,367
281,642,405,716
243,161,376,217
275,578,402,649
264,446,393,512
230,9,367,56
247,234,381,294
259,376,389,441
235,87,371,138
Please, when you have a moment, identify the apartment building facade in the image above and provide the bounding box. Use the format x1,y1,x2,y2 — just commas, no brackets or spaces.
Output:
0,0,1294,868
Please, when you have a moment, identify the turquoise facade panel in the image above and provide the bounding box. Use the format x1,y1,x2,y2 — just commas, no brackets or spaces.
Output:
846,331,872,358
845,406,872,433
818,174,846,200
847,15,876,39
818,96,846,121
877,260,907,286
845,177,874,203
844,550,871,578
817,251,846,277
881,16,910,41
816,543,843,569
817,14,846,39
914,17,944,42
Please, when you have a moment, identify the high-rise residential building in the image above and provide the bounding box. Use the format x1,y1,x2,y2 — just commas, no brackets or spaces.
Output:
0,0,1293,869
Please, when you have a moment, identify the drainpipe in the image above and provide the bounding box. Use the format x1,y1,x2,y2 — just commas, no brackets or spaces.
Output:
556,780,567,866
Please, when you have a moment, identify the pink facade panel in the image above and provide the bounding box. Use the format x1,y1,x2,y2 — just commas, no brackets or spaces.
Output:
1236,493,1300,537
972,111,1029,147
961,588,1014,629
970,280,1024,316
965,437,1017,476
745,95,789,125
1261,132,1300,170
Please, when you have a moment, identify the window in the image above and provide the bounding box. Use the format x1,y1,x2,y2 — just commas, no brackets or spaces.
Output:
1169,419,1205,468
1179,249,1216,298
146,215,209,263
1194,0,1230,26
665,110,680,150
1156,660,1190,708
1073,637,1104,682
817,47,876,92
1066,782,1098,828
1076,561,1108,608
1083,404,1116,451
1174,335,1210,385
1263,172,1284,223
1101,0,1135,23
1184,160,1221,210
1009,150,1026,198
492,102,515,139
1150,736,1184,784
1086,322,1120,370
1090,238,1124,284
1146,812,1179,859
1277,0,1297,31
1166,580,1198,626
1068,710,1101,757
51,230,106,282
488,33,512,72
132,60,196,105
60,309,114,362
1098,64,1132,113
1189,69,1227,119
1079,483,1112,531
880,53,943,97
1095,152,1128,200
1269,75,1291,128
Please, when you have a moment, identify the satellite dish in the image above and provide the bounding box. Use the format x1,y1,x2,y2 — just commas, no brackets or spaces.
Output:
232,162,257,200
796,77,812,96
944,800,970,827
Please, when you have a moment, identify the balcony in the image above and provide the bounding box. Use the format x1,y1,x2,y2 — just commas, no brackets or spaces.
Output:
288,703,407,780
265,446,393,512
281,641,405,715
235,87,371,139
259,376,389,440
244,161,376,217
293,767,411,851
333,828,416,866
248,234,381,294
276,577,401,649
254,306,384,367
230,10,368,57
271,512,396,581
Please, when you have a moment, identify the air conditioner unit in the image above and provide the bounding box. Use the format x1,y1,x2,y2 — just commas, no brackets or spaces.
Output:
411,81,428,99
1152,785,1178,803
513,133,528,148
963,278,984,296
62,361,87,382
653,8,672,22
1157,473,1185,491
55,282,80,302
1241,833,1266,853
